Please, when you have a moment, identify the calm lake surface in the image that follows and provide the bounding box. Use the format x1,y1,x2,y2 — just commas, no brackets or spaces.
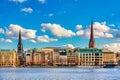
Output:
0,68,120,80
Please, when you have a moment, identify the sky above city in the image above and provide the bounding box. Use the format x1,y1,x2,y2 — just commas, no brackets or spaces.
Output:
0,0,120,52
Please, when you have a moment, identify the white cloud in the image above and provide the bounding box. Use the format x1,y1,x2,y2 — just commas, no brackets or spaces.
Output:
0,38,12,43
76,30,84,36
76,22,114,38
9,0,27,3
103,43,120,52
21,8,33,13
5,39,13,43
101,21,106,25
84,30,113,38
5,24,37,39
76,25,82,30
29,40,36,43
41,23,75,38
104,33,113,38
0,28,4,34
92,22,110,32
36,35,58,42
63,44,75,49
38,0,46,4
109,24,115,27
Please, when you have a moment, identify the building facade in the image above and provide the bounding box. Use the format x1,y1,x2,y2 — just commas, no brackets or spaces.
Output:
53,49,60,65
59,49,68,66
77,49,102,66
116,52,120,66
31,48,54,66
66,49,78,66
102,50,117,66
24,50,31,65
54,49,78,66
0,49,18,67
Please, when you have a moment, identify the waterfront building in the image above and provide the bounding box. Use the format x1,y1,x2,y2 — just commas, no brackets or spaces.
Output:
116,52,120,66
53,49,60,66
89,21,96,48
24,50,31,65
41,48,54,65
31,48,54,66
0,49,18,67
59,49,68,66
77,49,102,66
31,48,42,65
55,49,78,66
66,49,78,66
102,49,117,66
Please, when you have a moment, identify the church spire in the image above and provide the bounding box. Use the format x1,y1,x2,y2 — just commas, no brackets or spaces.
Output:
18,30,22,44
17,29,23,52
89,20,96,48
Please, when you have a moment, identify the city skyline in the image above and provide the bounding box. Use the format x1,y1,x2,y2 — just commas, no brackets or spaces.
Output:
0,0,120,52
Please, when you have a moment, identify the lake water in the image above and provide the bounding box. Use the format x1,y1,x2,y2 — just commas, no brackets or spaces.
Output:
0,68,120,80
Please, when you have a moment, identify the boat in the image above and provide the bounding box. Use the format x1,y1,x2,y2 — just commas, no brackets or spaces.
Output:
103,64,117,68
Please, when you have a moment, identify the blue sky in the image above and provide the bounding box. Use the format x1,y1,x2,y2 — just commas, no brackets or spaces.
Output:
0,0,120,51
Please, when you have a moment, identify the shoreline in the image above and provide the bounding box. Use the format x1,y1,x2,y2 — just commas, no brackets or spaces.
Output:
0,66,119,68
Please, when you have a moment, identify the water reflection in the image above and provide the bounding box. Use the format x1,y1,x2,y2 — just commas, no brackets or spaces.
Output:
0,68,120,80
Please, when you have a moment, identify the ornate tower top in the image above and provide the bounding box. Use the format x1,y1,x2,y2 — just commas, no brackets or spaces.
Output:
89,21,96,48
17,29,23,53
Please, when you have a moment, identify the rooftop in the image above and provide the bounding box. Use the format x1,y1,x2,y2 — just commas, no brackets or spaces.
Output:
78,48,102,53
0,49,16,52
102,49,114,53
31,48,42,52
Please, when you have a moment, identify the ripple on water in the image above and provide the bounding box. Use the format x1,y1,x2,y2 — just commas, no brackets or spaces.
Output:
0,68,120,80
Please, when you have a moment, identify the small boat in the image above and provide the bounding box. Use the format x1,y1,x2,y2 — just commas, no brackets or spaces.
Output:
103,64,117,68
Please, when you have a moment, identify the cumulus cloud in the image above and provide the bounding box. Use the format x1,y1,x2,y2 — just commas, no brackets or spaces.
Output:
109,24,115,27
76,22,114,38
0,28,4,34
29,40,36,43
76,30,84,36
63,44,75,49
36,35,58,42
41,23,75,38
21,8,33,13
76,25,82,30
5,24,37,39
29,35,58,43
85,31,113,38
5,39,13,43
0,38,12,43
38,0,46,4
103,43,120,52
104,33,113,38
91,22,110,32
9,0,27,3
